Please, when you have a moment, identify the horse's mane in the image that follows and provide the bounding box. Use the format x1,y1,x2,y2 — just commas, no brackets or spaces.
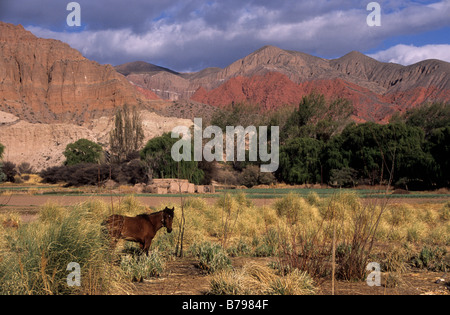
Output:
137,208,172,220
136,211,162,221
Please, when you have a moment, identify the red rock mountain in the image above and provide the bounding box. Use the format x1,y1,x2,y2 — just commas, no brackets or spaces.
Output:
0,22,158,124
119,45,450,122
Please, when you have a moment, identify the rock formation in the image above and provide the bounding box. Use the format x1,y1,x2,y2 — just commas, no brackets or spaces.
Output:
0,22,156,125
0,110,192,171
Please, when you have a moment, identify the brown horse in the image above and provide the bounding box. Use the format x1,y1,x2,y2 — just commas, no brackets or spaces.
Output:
103,207,174,255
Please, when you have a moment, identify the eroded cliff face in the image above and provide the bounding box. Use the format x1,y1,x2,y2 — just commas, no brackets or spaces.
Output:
0,22,148,125
0,23,187,171
0,111,192,171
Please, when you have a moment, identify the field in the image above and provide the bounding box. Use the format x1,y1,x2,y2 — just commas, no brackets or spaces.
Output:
0,183,449,296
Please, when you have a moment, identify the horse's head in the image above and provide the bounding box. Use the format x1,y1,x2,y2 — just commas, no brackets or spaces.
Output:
162,207,175,233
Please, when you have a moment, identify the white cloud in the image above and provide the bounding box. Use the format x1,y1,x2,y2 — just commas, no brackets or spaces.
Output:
24,0,450,70
369,44,450,65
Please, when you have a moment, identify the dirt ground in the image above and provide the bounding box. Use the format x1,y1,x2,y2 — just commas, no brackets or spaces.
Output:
130,256,449,296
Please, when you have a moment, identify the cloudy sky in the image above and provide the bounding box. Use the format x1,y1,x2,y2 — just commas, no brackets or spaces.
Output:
1,0,449,72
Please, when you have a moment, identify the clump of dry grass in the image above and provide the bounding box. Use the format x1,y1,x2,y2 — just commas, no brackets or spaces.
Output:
0,201,132,295
273,192,319,225
441,202,450,221
209,262,316,295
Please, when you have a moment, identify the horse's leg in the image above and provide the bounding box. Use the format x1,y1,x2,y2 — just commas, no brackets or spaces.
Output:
143,238,153,256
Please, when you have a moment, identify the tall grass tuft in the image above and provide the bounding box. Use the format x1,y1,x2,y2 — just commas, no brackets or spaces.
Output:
190,241,232,274
120,250,166,282
209,262,316,295
0,202,130,295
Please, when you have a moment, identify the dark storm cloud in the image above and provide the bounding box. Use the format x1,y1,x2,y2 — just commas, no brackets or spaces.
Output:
1,0,449,70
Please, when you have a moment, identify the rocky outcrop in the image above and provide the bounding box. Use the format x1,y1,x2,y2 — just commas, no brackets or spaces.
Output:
0,110,193,171
0,22,152,125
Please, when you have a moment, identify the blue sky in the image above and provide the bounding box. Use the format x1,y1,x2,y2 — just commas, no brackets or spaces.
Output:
1,0,449,71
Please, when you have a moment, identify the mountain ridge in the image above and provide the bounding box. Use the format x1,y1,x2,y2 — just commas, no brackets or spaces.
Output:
118,45,450,122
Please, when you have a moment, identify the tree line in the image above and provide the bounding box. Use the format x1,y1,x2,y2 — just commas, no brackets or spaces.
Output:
1,96,448,190
276,97,449,189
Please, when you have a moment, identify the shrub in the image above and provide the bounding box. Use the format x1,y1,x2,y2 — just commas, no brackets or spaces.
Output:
40,161,147,187
441,202,450,221
0,203,129,295
273,193,318,225
253,228,279,257
2,161,17,183
209,262,317,295
17,162,34,175
190,241,232,274
120,250,166,282
63,139,103,166
268,269,316,295
410,246,449,272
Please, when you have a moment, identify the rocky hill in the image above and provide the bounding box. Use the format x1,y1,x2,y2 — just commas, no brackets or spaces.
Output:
119,45,450,122
0,22,160,125
0,22,189,171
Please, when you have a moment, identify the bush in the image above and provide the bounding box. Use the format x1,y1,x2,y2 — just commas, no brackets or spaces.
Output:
410,246,449,272
237,166,277,188
0,203,129,295
40,161,148,187
63,139,103,166
273,193,318,225
190,241,232,274
209,262,317,295
2,161,17,183
17,162,34,175
441,202,450,221
120,250,166,282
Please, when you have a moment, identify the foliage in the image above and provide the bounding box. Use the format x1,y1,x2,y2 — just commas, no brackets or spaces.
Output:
120,250,166,282
110,105,144,163
211,102,263,130
278,137,323,185
190,241,232,274
63,139,103,166
1,161,17,183
40,161,147,186
282,92,353,142
329,167,358,188
410,246,449,272
141,133,204,185
238,165,276,188
403,102,450,137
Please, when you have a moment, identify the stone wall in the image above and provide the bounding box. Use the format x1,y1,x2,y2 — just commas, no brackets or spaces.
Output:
146,179,215,195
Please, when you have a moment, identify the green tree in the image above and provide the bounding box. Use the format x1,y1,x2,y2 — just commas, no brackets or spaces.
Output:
334,122,432,187
404,102,450,137
282,92,353,142
63,139,103,166
278,137,323,185
110,105,144,163
427,125,450,187
0,143,6,183
140,133,204,185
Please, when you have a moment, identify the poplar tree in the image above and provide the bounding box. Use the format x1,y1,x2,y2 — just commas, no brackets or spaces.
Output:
109,105,144,163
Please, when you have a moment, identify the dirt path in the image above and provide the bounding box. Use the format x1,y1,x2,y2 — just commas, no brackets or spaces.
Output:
131,258,212,295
